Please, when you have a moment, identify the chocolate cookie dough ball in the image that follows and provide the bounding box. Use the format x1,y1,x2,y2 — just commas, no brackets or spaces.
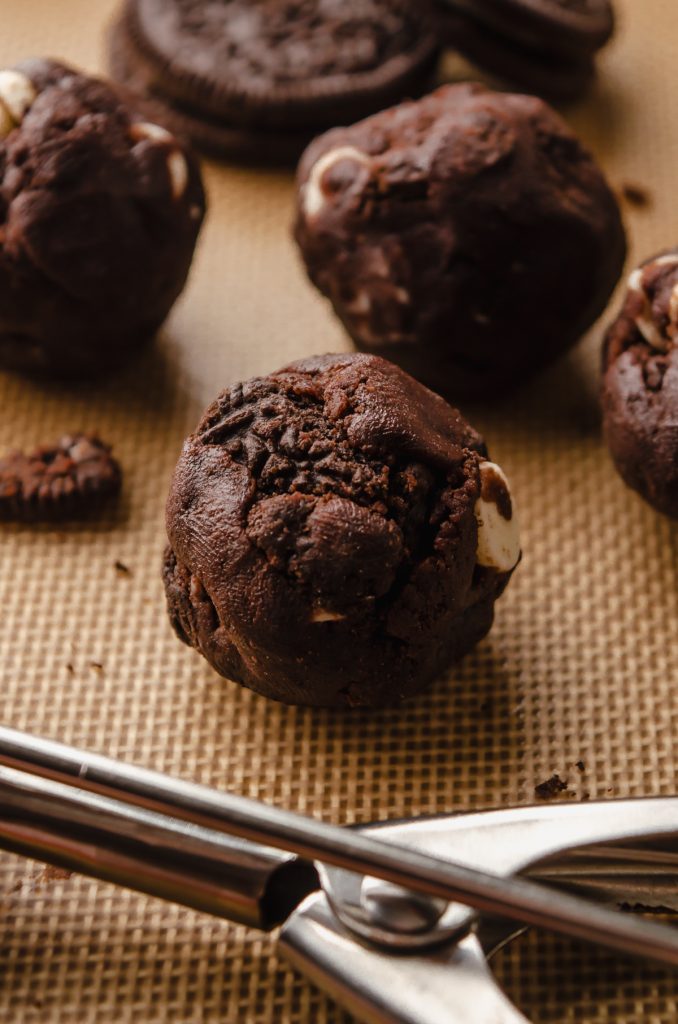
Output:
294,83,625,398
0,59,205,376
164,353,520,708
601,251,678,519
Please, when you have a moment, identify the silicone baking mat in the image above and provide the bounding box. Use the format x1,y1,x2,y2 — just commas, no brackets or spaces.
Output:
0,1,677,1020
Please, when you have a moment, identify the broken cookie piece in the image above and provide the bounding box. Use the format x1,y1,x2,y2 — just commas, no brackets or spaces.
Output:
0,434,121,521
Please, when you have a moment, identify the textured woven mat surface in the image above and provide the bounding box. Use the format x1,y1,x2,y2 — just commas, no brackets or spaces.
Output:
1,1,677,1021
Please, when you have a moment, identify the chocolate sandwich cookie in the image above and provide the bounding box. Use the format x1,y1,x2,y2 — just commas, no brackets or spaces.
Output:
0,59,205,377
602,251,678,520
294,84,626,399
437,0,615,100
163,353,520,708
108,0,441,161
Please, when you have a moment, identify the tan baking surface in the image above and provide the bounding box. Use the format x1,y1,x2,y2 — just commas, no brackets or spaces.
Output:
0,1,677,1021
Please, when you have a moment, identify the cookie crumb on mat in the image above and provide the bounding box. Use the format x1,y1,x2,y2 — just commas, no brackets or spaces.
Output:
39,865,73,884
535,773,568,799
620,181,651,207
114,559,132,575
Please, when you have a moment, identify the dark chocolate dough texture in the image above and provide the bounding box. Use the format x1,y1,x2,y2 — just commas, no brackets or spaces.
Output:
0,59,205,376
602,251,678,519
295,83,626,399
164,354,521,708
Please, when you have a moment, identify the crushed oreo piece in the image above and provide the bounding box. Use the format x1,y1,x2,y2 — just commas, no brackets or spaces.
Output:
0,435,121,521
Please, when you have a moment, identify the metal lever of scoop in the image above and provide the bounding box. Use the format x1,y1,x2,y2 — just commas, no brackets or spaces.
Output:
2,727,678,969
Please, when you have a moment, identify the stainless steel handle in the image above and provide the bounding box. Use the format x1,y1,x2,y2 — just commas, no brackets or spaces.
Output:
0,764,313,930
282,891,529,1024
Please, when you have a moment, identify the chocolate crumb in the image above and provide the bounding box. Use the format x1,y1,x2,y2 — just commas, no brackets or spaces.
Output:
535,773,568,799
575,760,585,772
114,559,131,575
90,661,104,672
620,182,651,208
619,901,678,916
39,865,73,884
66,663,74,674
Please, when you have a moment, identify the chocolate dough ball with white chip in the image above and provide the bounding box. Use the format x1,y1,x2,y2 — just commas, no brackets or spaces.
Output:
0,59,205,376
163,353,520,708
294,83,626,398
602,250,678,519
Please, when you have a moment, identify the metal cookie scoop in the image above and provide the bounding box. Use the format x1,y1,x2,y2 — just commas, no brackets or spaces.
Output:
1,727,677,1023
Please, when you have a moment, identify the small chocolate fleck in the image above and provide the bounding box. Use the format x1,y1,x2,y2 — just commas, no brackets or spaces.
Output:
619,901,677,916
535,773,568,800
39,865,72,883
66,662,74,674
90,661,104,672
575,760,585,772
620,182,651,208
480,465,512,520
114,559,131,575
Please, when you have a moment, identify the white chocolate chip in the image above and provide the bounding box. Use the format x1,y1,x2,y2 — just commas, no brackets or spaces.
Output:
0,70,37,138
130,121,188,199
474,461,520,574
669,283,678,338
346,291,372,315
626,262,678,352
0,102,13,140
302,145,370,220
130,121,174,143
310,608,346,623
167,149,188,199
0,70,37,124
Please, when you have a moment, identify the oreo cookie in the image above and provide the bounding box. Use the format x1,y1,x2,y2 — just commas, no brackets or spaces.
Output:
108,0,441,161
437,0,615,100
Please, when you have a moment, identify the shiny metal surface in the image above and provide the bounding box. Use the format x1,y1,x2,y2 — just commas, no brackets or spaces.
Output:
282,799,678,1023
281,892,528,1024
316,862,475,950
2,727,678,968
5,729,678,1024
0,764,312,930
